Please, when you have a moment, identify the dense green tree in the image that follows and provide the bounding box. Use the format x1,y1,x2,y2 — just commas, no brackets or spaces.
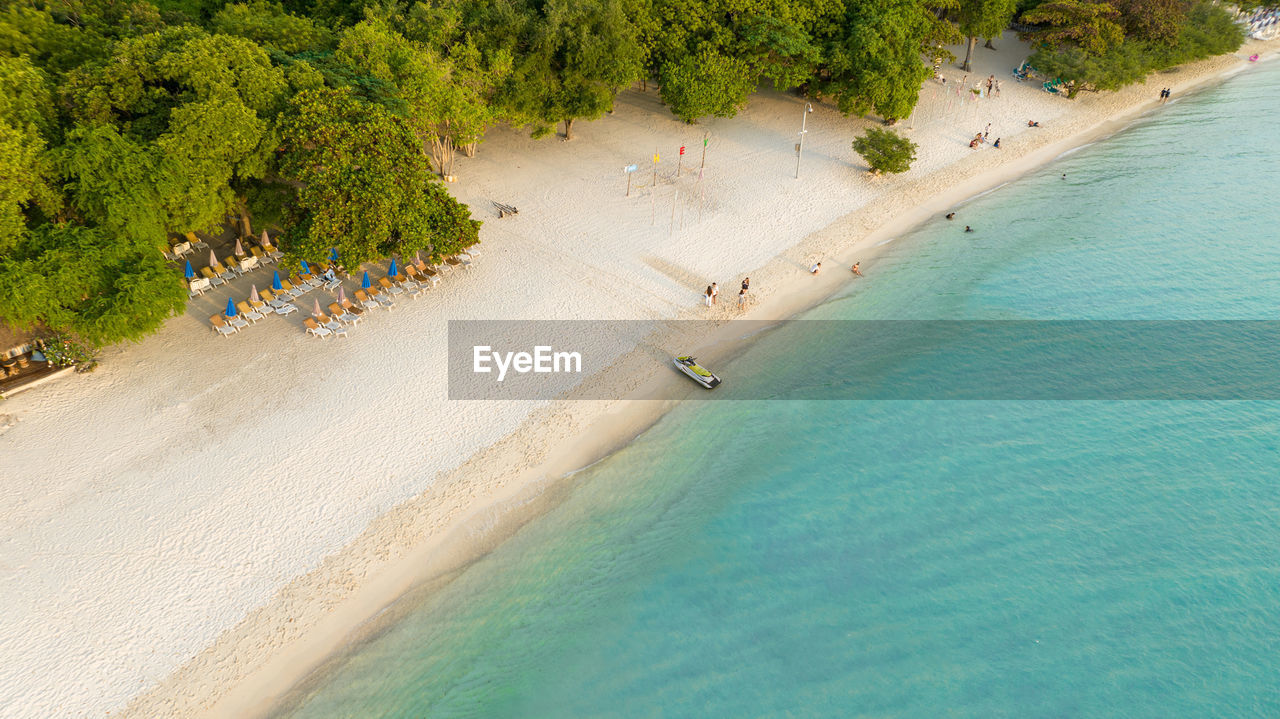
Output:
211,0,334,53
1021,0,1124,55
0,223,187,346
956,0,1019,70
660,48,756,122
818,0,956,122
279,88,479,267
0,55,59,252
852,127,917,174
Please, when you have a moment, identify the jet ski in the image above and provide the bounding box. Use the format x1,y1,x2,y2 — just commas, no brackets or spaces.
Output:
674,356,721,389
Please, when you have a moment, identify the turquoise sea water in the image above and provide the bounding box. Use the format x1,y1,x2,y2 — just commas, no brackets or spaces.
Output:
277,60,1280,718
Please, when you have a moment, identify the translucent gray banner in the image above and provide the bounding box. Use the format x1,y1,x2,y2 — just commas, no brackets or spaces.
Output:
448,320,1280,400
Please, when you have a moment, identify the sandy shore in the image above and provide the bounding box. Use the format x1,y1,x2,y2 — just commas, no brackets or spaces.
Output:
0,34,1273,719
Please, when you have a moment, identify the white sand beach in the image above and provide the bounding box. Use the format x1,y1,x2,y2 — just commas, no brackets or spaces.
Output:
0,35,1274,719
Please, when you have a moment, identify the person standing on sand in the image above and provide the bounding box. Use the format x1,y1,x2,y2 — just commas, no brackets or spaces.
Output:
742,277,750,293
704,285,712,306
711,282,718,305
738,288,746,307
810,262,821,274
851,262,863,277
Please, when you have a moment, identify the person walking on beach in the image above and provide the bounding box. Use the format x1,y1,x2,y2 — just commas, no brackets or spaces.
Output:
810,262,821,274
738,288,746,307
993,137,1001,149
711,282,719,305
742,277,750,293
704,285,713,306
851,262,863,277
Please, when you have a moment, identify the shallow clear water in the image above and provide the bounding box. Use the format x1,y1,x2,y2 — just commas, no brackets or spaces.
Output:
277,61,1280,718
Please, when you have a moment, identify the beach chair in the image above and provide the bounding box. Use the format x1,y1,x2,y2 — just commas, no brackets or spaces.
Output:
399,271,426,299
188,277,211,298
316,312,348,337
329,302,362,326
445,256,468,271
289,273,316,293
213,262,235,281
225,312,250,331
237,301,264,323
354,289,382,312
200,266,226,288
303,317,331,339
261,241,283,261
262,289,298,315
462,245,481,259
366,285,395,308
210,314,237,337
340,296,366,317
186,232,209,249
249,297,270,316
250,246,275,265
412,262,441,288
379,276,405,297
225,256,244,276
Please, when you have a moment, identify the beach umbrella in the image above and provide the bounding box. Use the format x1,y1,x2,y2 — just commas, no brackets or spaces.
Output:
209,249,218,267
250,285,260,303
184,260,194,279
300,259,310,275
329,247,339,261
362,271,371,289
225,297,237,317
234,238,245,257
272,271,282,291
313,298,323,317
389,258,399,277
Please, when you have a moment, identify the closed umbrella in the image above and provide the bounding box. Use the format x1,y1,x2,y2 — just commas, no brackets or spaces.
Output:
362,271,371,289
272,271,283,291
226,297,237,317
234,238,245,257
329,247,339,261
184,260,194,279
313,298,323,317
389,258,399,277
300,259,310,275
209,249,218,267
261,230,271,247
250,285,260,303
338,287,347,304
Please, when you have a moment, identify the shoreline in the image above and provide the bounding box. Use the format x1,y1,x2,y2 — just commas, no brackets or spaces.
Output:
130,40,1280,719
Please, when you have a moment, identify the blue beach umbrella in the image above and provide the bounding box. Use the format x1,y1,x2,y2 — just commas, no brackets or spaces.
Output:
184,260,194,279
362,271,371,289
329,247,339,261
389,258,399,277
225,297,237,317
272,271,283,291
300,259,310,275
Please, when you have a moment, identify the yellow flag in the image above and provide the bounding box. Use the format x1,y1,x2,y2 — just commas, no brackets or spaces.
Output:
653,153,660,163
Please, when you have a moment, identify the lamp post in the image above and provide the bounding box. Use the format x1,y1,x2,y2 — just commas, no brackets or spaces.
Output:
795,102,813,179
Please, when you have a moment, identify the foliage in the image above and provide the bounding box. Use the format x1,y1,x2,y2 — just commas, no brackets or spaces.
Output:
851,127,917,175
660,49,756,123
39,332,98,368
211,1,335,54
1021,0,1124,55
0,223,187,347
279,88,480,267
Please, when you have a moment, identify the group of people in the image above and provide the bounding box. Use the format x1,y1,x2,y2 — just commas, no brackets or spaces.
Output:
704,278,754,308
807,261,863,276
1159,88,1172,102
970,124,1001,149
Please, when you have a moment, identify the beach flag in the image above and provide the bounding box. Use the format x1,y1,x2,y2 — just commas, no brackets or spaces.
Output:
704,137,708,147
389,258,399,277
225,297,237,317
679,146,685,155
272,271,282,291
362,271,371,289
653,152,659,163
624,164,638,173
184,260,194,279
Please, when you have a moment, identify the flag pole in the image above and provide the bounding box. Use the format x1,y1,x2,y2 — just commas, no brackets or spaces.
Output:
651,149,658,225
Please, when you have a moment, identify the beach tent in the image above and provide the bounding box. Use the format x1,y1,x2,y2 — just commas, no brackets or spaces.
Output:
362,271,371,289
184,261,194,279
225,298,237,317
272,271,283,291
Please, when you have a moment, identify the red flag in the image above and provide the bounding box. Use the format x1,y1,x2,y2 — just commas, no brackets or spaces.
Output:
680,146,686,155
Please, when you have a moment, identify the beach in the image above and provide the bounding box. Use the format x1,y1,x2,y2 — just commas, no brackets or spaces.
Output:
0,34,1274,719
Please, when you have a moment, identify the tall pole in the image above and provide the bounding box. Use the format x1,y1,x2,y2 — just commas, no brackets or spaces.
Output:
795,102,812,179
651,149,658,225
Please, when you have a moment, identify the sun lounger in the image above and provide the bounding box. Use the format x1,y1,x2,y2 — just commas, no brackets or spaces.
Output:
250,246,275,265
210,314,237,337
278,279,301,298
200,266,226,287
445,256,468,271
186,232,208,249
354,289,381,311
226,256,244,276
316,312,347,336
366,285,395,308
340,297,366,317
411,263,441,288
237,301,264,323
226,312,250,331
379,276,405,297
249,298,269,315
188,277,211,298
329,303,362,325
303,317,331,339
